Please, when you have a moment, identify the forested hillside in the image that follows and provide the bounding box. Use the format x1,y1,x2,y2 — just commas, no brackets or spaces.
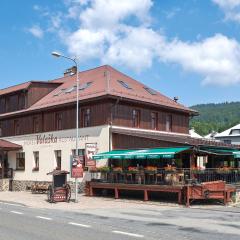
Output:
190,102,240,136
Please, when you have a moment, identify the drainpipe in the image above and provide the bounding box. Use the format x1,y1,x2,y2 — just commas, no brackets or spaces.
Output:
109,98,120,152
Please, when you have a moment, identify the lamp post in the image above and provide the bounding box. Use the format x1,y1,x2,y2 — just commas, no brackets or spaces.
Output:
51,51,79,203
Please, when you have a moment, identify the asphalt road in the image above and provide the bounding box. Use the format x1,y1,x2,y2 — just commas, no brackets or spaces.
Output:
0,201,240,240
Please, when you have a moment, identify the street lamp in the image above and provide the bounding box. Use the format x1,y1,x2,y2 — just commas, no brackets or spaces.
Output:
51,51,79,203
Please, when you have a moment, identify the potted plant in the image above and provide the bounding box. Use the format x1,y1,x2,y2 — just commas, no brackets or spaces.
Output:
127,166,139,174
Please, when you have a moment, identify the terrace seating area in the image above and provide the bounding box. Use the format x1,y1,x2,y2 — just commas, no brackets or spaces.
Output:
90,167,240,185
86,146,240,205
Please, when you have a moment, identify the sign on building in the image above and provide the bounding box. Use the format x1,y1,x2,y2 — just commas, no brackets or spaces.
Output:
85,143,97,167
71,155,83,178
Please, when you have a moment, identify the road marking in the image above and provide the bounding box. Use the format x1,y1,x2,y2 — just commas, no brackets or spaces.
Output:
112,230,144,238
0,202,24,207
68,222,91,228
36,216,52,221
10,211,23,215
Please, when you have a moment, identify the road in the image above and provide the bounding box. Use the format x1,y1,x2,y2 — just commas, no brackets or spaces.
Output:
0,201,240,240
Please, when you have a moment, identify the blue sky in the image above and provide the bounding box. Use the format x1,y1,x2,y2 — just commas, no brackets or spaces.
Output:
0,0,240,106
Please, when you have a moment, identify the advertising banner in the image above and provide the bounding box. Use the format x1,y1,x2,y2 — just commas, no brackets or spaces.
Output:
71,155,84,178
85,143,97,167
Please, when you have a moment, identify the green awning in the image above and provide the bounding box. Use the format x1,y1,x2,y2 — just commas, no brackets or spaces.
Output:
199,147,240,158
233,151,240,158
93,147,191,160
92,149,136,160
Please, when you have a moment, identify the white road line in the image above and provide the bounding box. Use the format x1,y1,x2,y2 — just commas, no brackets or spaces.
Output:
0,202,24,207
68,222,91,228
112,230,144,238
10,211,23,215
36,216,52,221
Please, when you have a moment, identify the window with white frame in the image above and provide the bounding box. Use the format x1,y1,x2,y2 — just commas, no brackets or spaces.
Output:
33,151,39,171
54,150,61,170
16,152,25,170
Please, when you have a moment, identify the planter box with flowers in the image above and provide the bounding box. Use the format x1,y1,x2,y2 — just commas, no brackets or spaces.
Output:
126,167,139,174
164,166,176,173
144,166,157,174
97,166,110,173
216,167,232,174
112,167,123,173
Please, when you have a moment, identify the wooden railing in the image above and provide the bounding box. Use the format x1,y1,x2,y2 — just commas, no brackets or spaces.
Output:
0,168,13,179
90,168,240,185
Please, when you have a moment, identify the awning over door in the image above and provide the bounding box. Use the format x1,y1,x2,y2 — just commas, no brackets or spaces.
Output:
93,147,191,160
0,139,22,151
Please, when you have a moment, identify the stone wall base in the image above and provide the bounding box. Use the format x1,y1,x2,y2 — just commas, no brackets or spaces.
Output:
11,180,85,193
0,179,10,191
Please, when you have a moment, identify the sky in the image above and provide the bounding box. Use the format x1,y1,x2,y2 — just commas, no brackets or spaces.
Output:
1,0,240,106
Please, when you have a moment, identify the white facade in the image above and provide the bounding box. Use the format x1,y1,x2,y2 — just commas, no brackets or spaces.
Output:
215,123,240,145
3,125,110,182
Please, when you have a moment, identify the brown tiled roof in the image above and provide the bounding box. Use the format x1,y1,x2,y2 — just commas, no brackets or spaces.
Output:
0,65,197,116
0,139,22,150
0,81,60,96
0,82,31,96
32,65,196,113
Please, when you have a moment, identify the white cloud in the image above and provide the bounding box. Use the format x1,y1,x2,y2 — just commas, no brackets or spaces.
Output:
33,0,240,86
158,34,240,86
212,0,240,22
79,0,153,29
27,25,44,38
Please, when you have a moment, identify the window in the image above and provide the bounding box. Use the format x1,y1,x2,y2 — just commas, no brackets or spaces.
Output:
117,80,132,89
143,87,157,95
54,150,61,170
82,108,90,127
65,85,77,93
14,119,20,135
132,109,140,128
18,93,25,109
16,152,25,170
33,151,39,171
166,114,172,132
151,112,158,130
223,140,232,144
79,82,92,90
230,129,240,135
72,149,85,156
33,116,40,133
55,112,63,130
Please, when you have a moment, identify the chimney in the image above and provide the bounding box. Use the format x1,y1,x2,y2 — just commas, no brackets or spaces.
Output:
64,66,77,76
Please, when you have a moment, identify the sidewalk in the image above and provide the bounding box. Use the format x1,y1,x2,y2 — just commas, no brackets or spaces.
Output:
0,191,179,211
0,191,239,212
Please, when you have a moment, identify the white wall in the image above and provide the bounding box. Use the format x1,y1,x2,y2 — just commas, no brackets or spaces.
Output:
4,125,109,182
215,136,240,145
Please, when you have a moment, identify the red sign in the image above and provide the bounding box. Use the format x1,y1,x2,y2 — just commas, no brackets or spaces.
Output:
71,155,83,178
85,143,97,167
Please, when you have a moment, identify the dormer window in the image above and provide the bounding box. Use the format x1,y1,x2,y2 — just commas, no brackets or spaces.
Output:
230,129,240,135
